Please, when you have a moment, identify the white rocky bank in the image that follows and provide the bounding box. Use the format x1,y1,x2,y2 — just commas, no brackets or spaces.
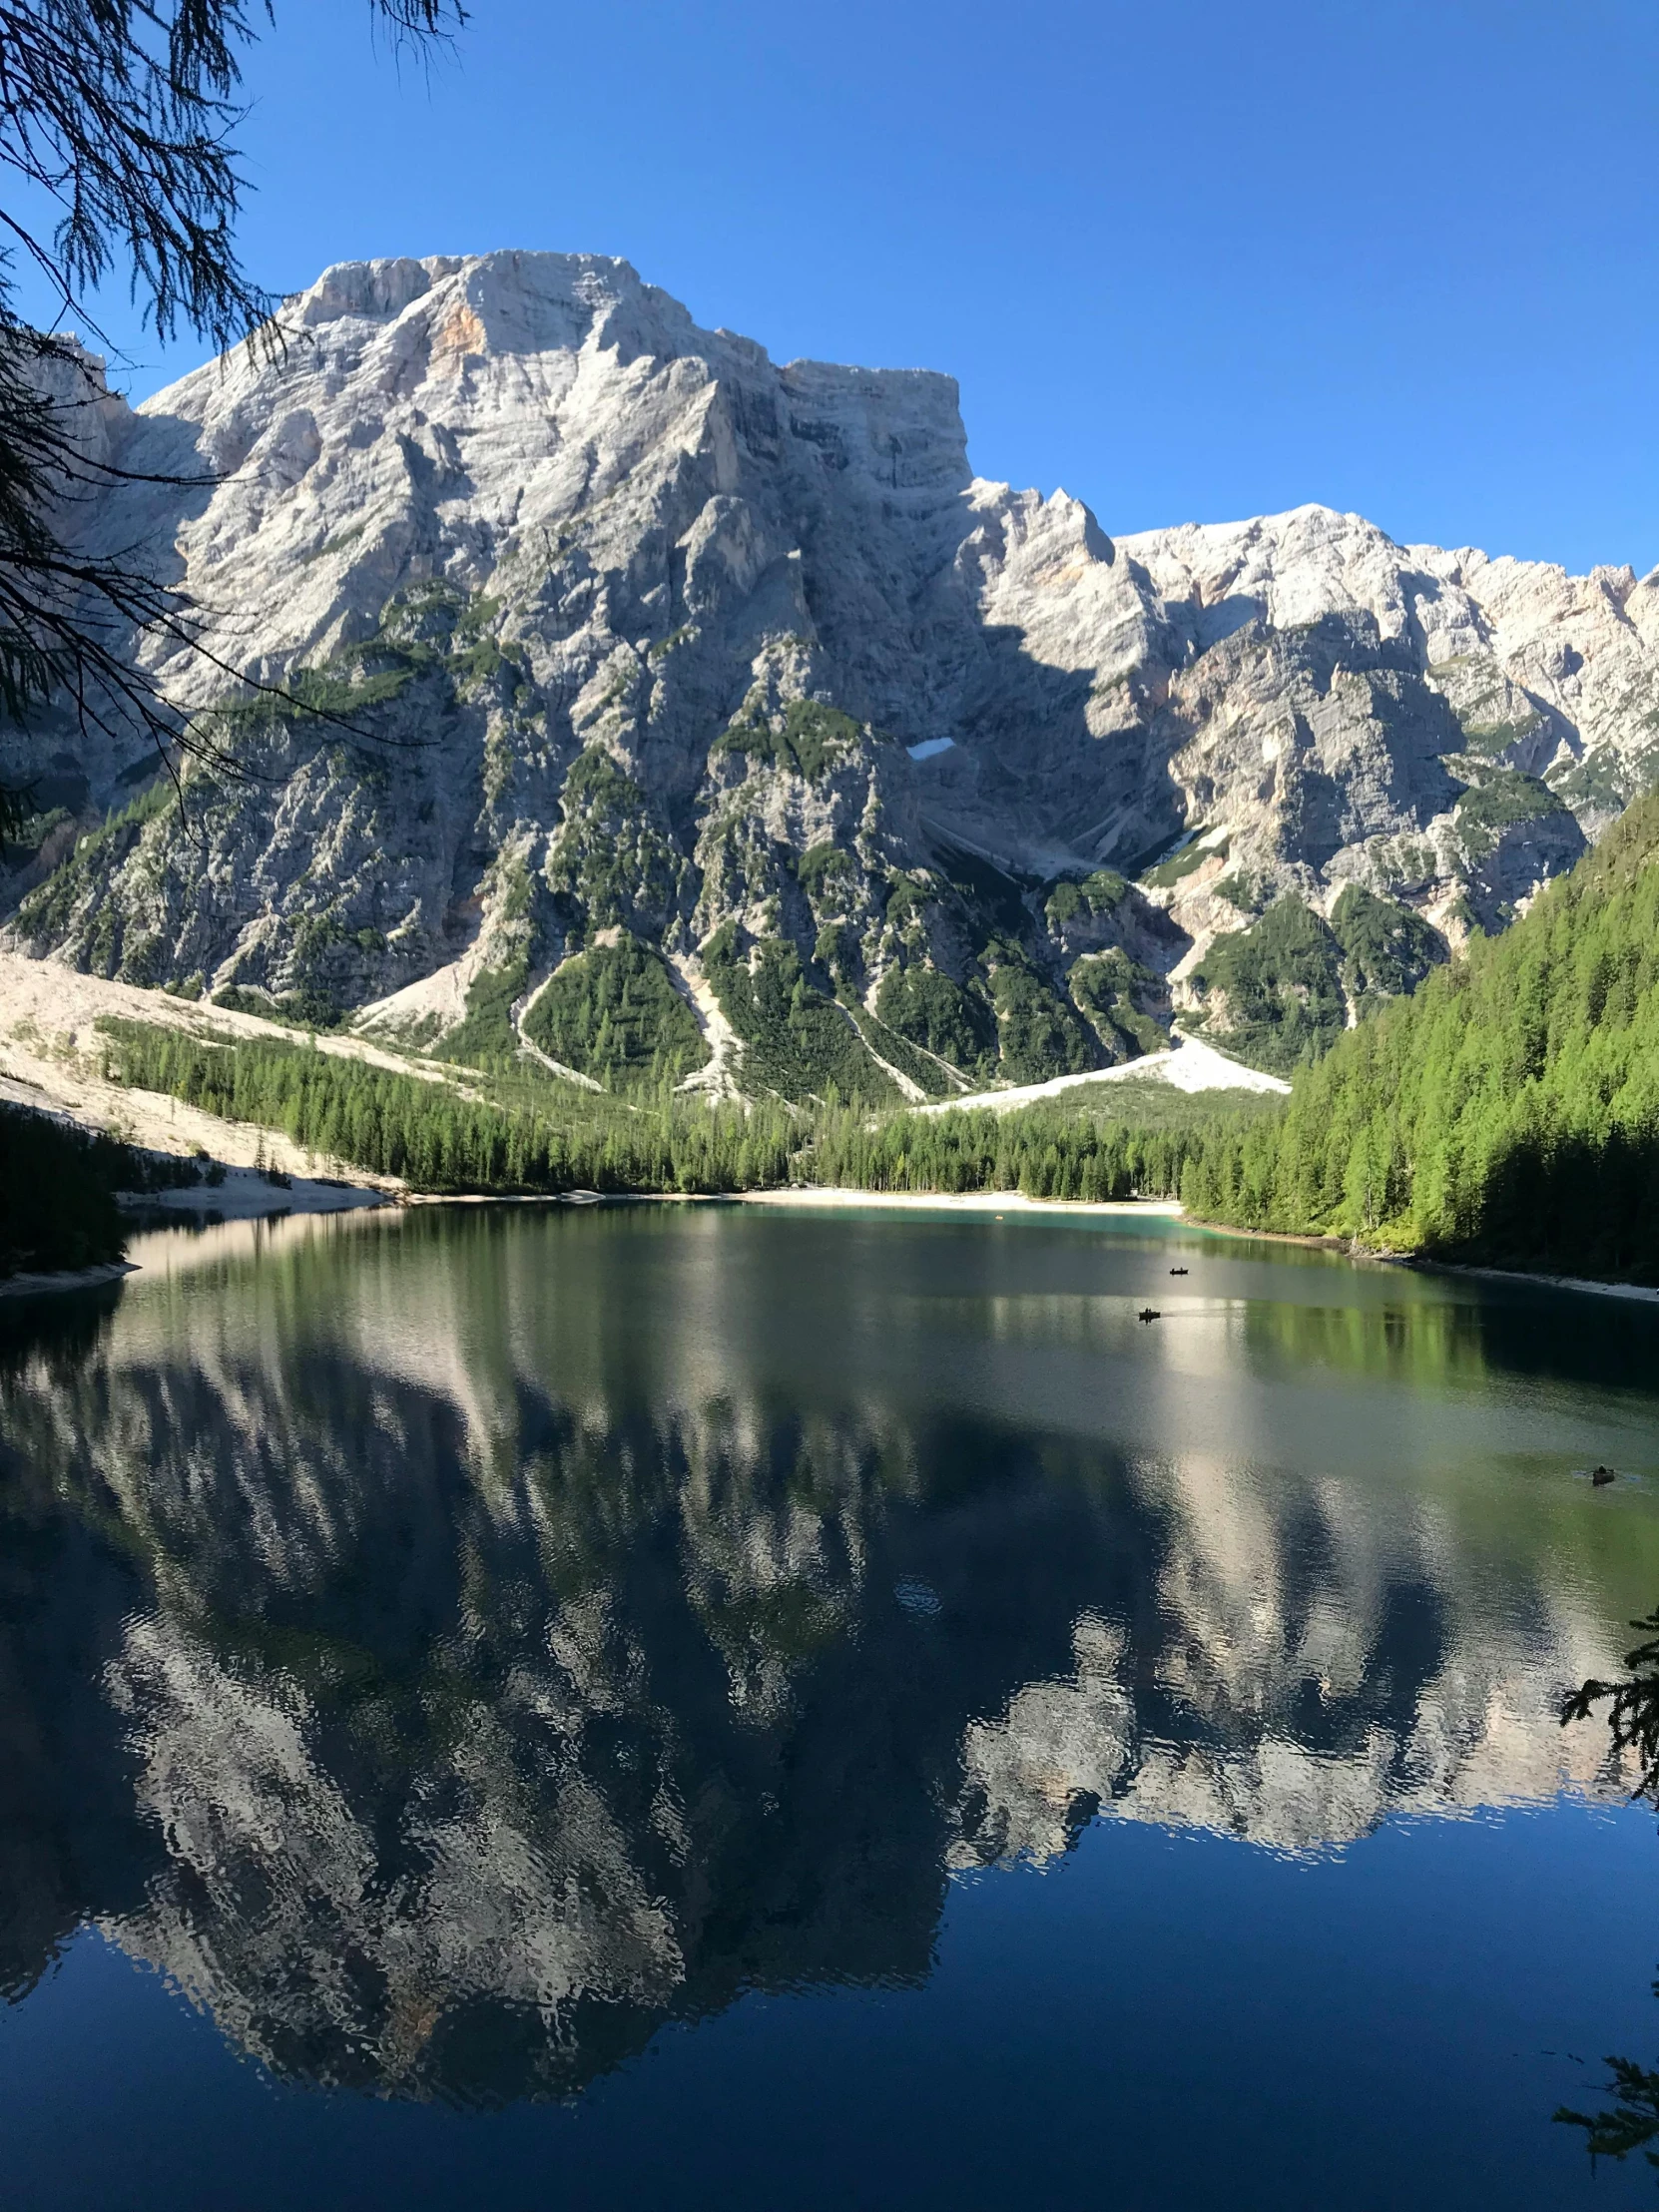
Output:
6,250,1655,1080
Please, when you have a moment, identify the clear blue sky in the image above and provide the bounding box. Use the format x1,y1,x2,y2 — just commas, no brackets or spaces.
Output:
27,0,1659,574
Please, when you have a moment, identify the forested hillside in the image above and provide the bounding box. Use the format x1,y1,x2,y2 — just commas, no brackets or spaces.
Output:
0,1110,165,1278
1183,791,1659,1281
44,787,1659,1290
94,1019,1267,1203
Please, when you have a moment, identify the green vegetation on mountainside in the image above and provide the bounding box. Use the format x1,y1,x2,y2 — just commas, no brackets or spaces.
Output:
432,958,530,1072
843,1002,958,1099
1452,767,1565,839
204,582,528,742
1187,887,1445,1072
95,1012,1274,1209
873,852,1166,1084
97,1021,796,1195
1186,895,1346,1071
1330,884,1446,1011
213,981,344,1031
1551,744,1655,818
987,946,1098,1083
874,963,998,1078
13,780,174,954
548,748,688,940
1183,790,1659,1280
713,700,867,781
704,926,896,1105
524,938,709,1092
1045,868,1129,923
11,579,542,995
1068,947,1167,1060
1144,830,1227,890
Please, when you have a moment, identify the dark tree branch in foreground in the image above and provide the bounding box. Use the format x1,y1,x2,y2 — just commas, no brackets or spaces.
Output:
0,1,460,346
1561,1605,1659,1804
0,1,466,831
1555,1614,1659,2173
1556,2042,1659,2170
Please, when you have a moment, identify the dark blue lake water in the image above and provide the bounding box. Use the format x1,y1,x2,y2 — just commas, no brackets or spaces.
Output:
2,1202,1659,2209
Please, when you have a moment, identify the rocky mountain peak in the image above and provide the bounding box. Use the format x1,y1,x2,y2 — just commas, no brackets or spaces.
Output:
6,250,1657,1094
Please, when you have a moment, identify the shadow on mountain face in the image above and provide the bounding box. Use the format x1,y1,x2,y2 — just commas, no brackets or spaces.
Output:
904,617,1189,882
0,1206,1647,2105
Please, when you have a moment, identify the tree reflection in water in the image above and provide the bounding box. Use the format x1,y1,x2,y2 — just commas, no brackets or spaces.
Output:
1557,1621,1659,2174
1556,2040,1659,2172
1,1206,1655,2112
1563,1609,1659,1808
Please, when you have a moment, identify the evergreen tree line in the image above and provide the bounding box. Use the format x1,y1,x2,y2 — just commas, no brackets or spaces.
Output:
97,1017,1254,1207
0,1108,182,1277
98,1021,800,1195
90,790,1659,1283
805,1098,1231,1201
1180,791,1659,1281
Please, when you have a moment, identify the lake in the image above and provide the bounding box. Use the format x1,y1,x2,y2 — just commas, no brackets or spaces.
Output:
2,1201,1659,2209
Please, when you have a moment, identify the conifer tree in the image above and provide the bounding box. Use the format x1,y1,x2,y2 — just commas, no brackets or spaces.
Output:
0,0,462,829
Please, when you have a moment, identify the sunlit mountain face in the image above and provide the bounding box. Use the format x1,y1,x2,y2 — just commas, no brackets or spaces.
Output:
1,1206,1654,2104
12,256,1656,1101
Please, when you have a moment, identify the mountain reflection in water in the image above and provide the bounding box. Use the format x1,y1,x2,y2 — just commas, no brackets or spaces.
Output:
1,1203,1656,2109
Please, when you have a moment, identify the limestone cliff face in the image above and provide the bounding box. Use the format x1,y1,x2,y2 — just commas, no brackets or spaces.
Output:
4,251,1654,1087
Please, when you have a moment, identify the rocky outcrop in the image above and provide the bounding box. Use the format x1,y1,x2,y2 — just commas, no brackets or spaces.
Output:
5,253,1655,1087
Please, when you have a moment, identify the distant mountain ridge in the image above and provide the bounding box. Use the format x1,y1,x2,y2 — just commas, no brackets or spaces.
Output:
5,249,1657,1096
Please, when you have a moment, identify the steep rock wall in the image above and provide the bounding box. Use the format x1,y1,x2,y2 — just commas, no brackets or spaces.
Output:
5,252,1654,1089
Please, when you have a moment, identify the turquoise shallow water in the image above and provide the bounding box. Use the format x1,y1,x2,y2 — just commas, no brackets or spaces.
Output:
2,1202,1659,2208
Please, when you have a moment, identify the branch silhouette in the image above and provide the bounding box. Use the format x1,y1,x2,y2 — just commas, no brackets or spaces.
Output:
1561,1606,1659,1805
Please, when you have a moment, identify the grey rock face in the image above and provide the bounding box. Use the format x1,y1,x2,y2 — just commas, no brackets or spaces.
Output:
5,252,1654,1084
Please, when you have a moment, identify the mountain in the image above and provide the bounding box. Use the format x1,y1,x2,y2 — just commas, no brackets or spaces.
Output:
5,249,1658,1096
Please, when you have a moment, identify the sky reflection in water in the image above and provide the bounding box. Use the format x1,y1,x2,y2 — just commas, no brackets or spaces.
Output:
2,1204,1659,2209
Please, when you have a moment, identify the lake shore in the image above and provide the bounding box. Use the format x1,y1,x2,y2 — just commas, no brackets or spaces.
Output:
736,1188,1184,1218
1413,1260,1659,1306
0,1172,390,1300
0,1259,138,1301
120,1166,390,1223
741,1193,1659,1304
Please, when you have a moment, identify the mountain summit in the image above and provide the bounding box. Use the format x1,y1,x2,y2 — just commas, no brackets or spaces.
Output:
7,250,1657,1095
